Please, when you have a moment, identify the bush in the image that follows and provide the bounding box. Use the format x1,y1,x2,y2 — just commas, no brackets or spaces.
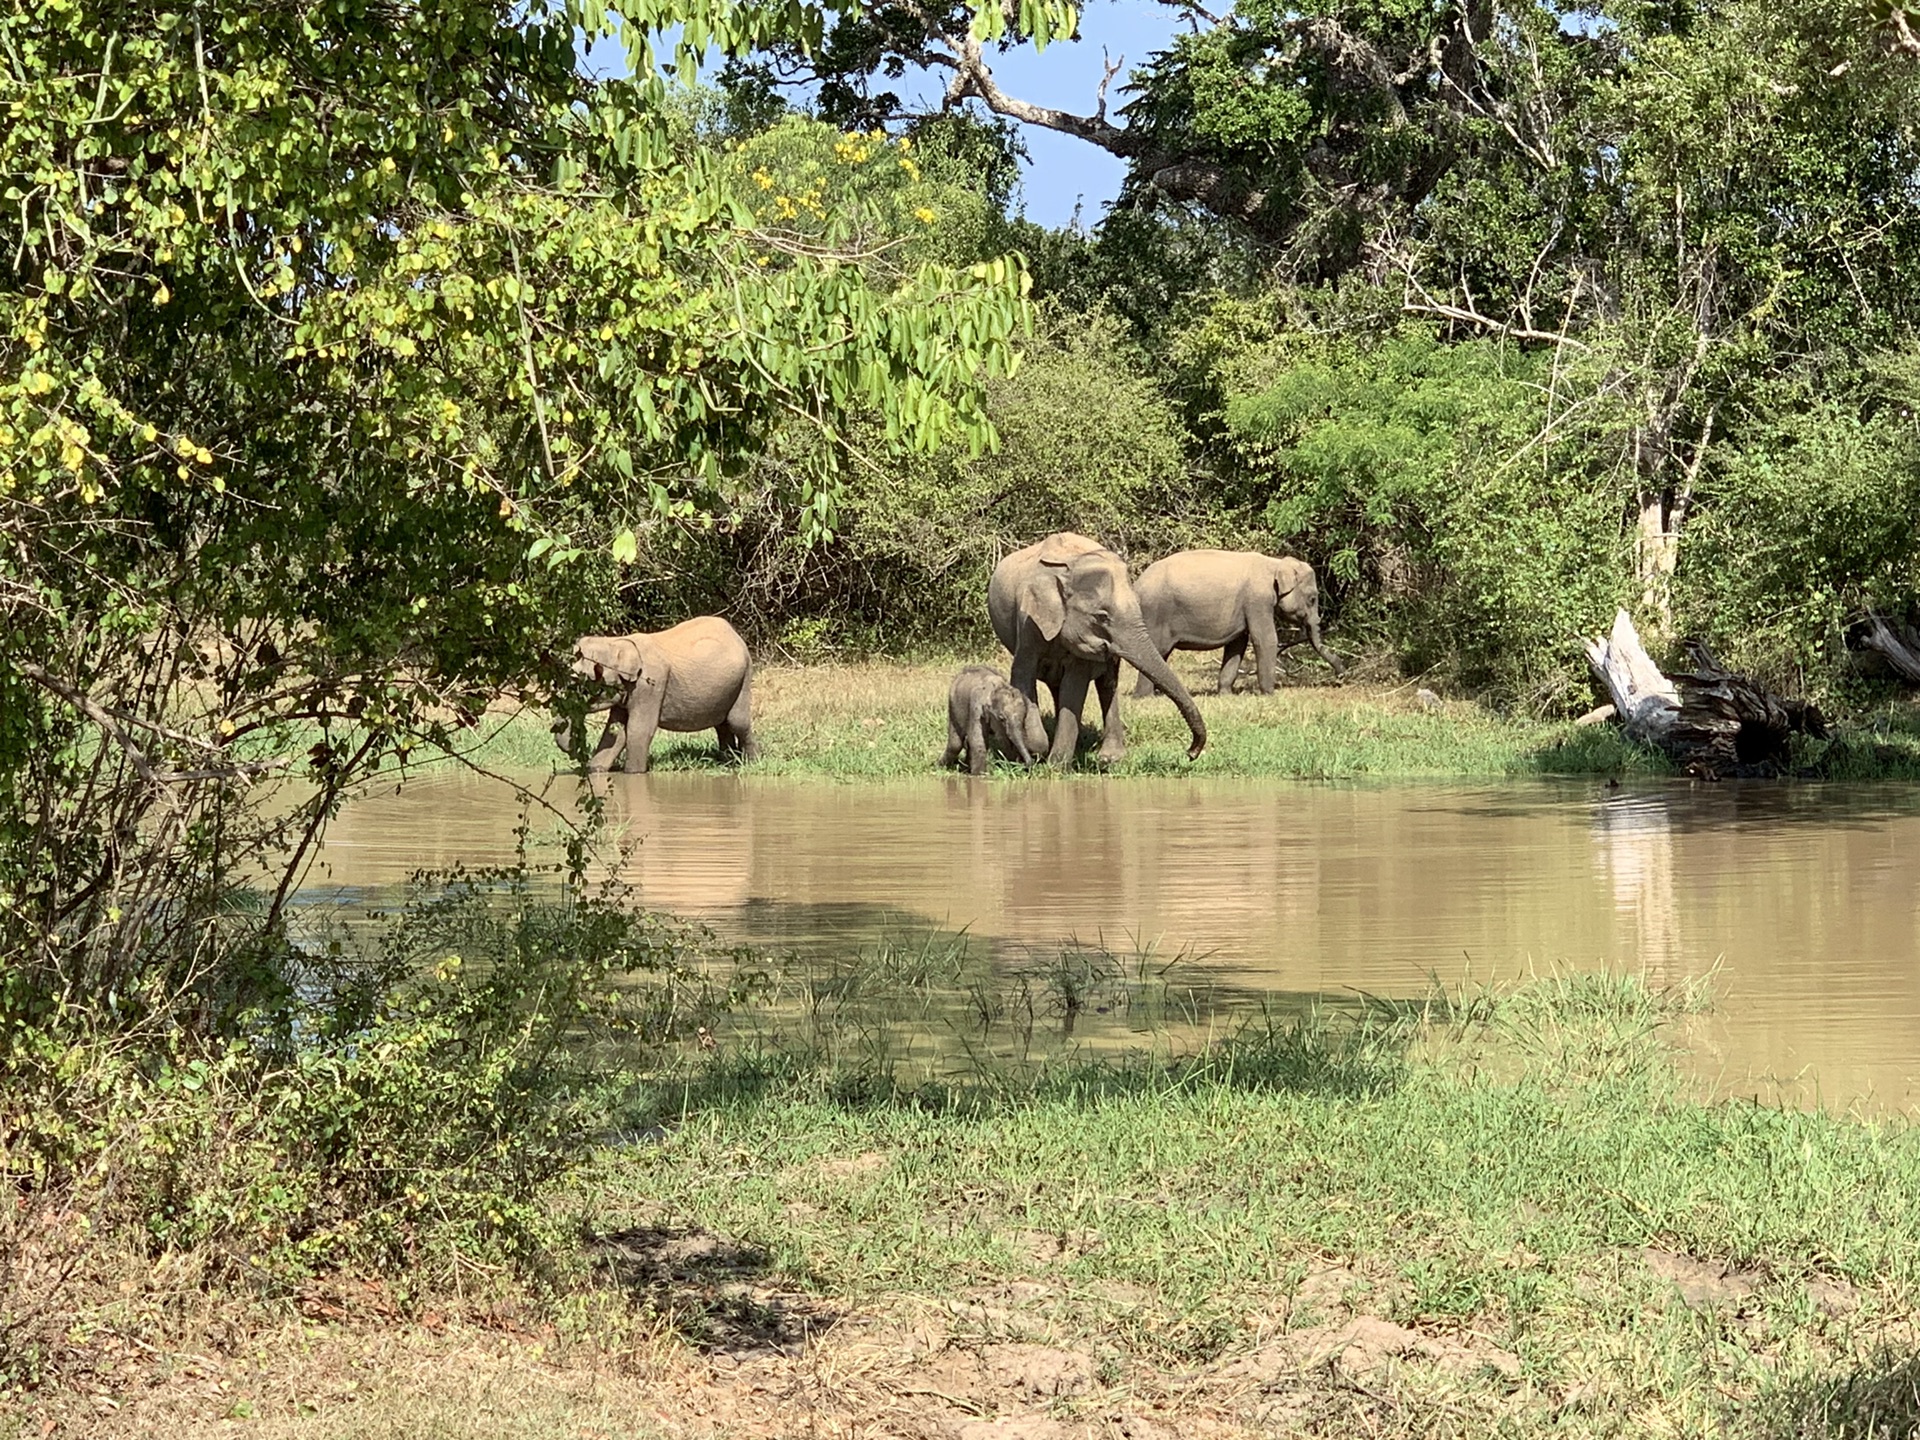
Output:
619,305,1223,652
1681,397,1920,693
1217,324,1633,705
0,867,732,1366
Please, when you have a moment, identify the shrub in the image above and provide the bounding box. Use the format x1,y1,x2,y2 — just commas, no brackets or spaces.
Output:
0,867,732,1348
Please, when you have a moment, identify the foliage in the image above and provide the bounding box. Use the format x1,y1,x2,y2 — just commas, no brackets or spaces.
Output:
0,0,1070,1019
620,305,1207,650
0,870,732,1317
1683,395,1920,690
1208,324,1630,702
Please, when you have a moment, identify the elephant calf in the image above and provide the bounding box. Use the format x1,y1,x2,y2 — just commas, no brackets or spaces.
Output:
1134,549,1343,697
940,665,1037,775
557,615,757,775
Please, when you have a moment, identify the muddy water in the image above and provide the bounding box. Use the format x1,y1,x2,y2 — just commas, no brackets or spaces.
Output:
311,774,1920,1108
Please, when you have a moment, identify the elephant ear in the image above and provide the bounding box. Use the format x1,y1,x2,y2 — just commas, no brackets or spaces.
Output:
1023,560,1070,642
576,635,645,685
1272,558,1310,602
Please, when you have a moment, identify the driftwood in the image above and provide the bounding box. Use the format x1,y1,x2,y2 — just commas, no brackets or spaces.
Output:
1861,611,1920,685
1584,609,1824,777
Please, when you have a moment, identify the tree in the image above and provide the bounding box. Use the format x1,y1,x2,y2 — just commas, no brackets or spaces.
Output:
0,0,1071,1014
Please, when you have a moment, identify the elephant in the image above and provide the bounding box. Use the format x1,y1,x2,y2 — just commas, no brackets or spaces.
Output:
940,665,1038,775
1132,549,1343,698
555,615,757,774
988,532,1207,766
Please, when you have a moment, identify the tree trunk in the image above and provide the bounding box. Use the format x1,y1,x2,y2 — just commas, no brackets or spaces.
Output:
1584,609,1680,744
1583,609,1823,777
1861,611,1920,684
1633,497,1680,639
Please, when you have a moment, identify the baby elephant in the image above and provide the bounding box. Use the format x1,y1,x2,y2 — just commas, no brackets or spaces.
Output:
558,615,757,774
941,666,1038,775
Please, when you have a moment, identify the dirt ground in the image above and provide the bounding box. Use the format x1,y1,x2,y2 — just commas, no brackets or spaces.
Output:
15,1225,1532,1440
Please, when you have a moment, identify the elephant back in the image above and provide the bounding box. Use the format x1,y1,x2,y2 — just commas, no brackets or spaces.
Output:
653,616,751,728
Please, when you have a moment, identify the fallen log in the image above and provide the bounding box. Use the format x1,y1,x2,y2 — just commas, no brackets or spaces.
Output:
1861,610,1920,685
1582,610,1679,744
1583,609,1824,777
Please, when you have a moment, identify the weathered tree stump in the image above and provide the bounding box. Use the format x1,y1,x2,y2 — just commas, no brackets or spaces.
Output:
1583,609,1824,777
1861,611,1920,684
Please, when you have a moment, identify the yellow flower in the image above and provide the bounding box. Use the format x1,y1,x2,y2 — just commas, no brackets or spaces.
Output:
913,207,938,225
751,169,774,190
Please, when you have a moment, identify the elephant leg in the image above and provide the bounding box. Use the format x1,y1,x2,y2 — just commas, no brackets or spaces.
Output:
1248,609,1281,695
1095,659,1127,764
940,715,965,769
1009,642,1053,757
621,678,664,775
966,716,991,776
1046,666,1092,766
717,673,758,761
1217,636,1249,695
583,702,627,774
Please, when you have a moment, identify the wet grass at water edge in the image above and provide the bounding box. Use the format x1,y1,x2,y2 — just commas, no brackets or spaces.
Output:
21,943,1920,1438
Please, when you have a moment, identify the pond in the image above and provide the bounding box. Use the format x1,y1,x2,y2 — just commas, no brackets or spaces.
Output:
310,771,1920,1109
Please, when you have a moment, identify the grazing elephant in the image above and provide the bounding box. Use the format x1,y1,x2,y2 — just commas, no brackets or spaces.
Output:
941,665,1038,775
988,532,1207,766
556,615,757,774
1133,549,1343,697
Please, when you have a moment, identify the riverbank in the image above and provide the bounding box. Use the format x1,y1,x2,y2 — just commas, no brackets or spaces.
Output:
416,658,1920,782
21,970,1920,1438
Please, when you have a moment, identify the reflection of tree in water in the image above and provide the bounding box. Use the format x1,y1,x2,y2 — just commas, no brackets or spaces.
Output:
1592,794,1679,972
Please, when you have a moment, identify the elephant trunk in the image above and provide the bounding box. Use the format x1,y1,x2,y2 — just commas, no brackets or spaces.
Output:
1308,609,1345,677
1119,626,1207,760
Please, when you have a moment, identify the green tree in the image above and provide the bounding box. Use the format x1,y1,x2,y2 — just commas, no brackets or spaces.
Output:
0,0,1071,1014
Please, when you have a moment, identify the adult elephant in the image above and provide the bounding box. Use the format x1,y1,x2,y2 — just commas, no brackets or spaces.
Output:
556,615,757,774
1133,550,1343,697
989,532,1207,766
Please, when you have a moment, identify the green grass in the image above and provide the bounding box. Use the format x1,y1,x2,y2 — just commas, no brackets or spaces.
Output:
397,661,1672,782
372,661,1920,783
574,969,1920,1436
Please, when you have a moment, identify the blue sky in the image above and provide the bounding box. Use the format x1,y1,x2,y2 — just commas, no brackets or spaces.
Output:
577,3,1191,231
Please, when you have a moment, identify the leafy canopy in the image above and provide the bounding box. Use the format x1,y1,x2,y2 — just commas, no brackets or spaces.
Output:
0,0,1073,1005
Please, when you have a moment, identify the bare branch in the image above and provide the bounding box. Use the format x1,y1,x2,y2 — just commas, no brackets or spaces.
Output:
1387,249,1593,352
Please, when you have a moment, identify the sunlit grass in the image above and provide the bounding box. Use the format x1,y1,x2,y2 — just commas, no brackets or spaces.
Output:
582,968,1920,1435
408,659,1668,781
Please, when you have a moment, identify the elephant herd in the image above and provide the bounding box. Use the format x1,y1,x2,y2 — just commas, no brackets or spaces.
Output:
559,533,1341,775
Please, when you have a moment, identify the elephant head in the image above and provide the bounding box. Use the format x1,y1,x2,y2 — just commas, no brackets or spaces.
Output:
572,634,645,687
1271,557,1344,678
1022,537,1208,759
987,685,1037,766
553,635,645,759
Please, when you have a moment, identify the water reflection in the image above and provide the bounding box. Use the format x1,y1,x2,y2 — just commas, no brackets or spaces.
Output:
314,771,1920,1109
1593,793,1680,972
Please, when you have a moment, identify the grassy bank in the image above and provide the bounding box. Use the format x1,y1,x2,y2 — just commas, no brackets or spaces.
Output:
21,954,1920,1438
411,658,1920,782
